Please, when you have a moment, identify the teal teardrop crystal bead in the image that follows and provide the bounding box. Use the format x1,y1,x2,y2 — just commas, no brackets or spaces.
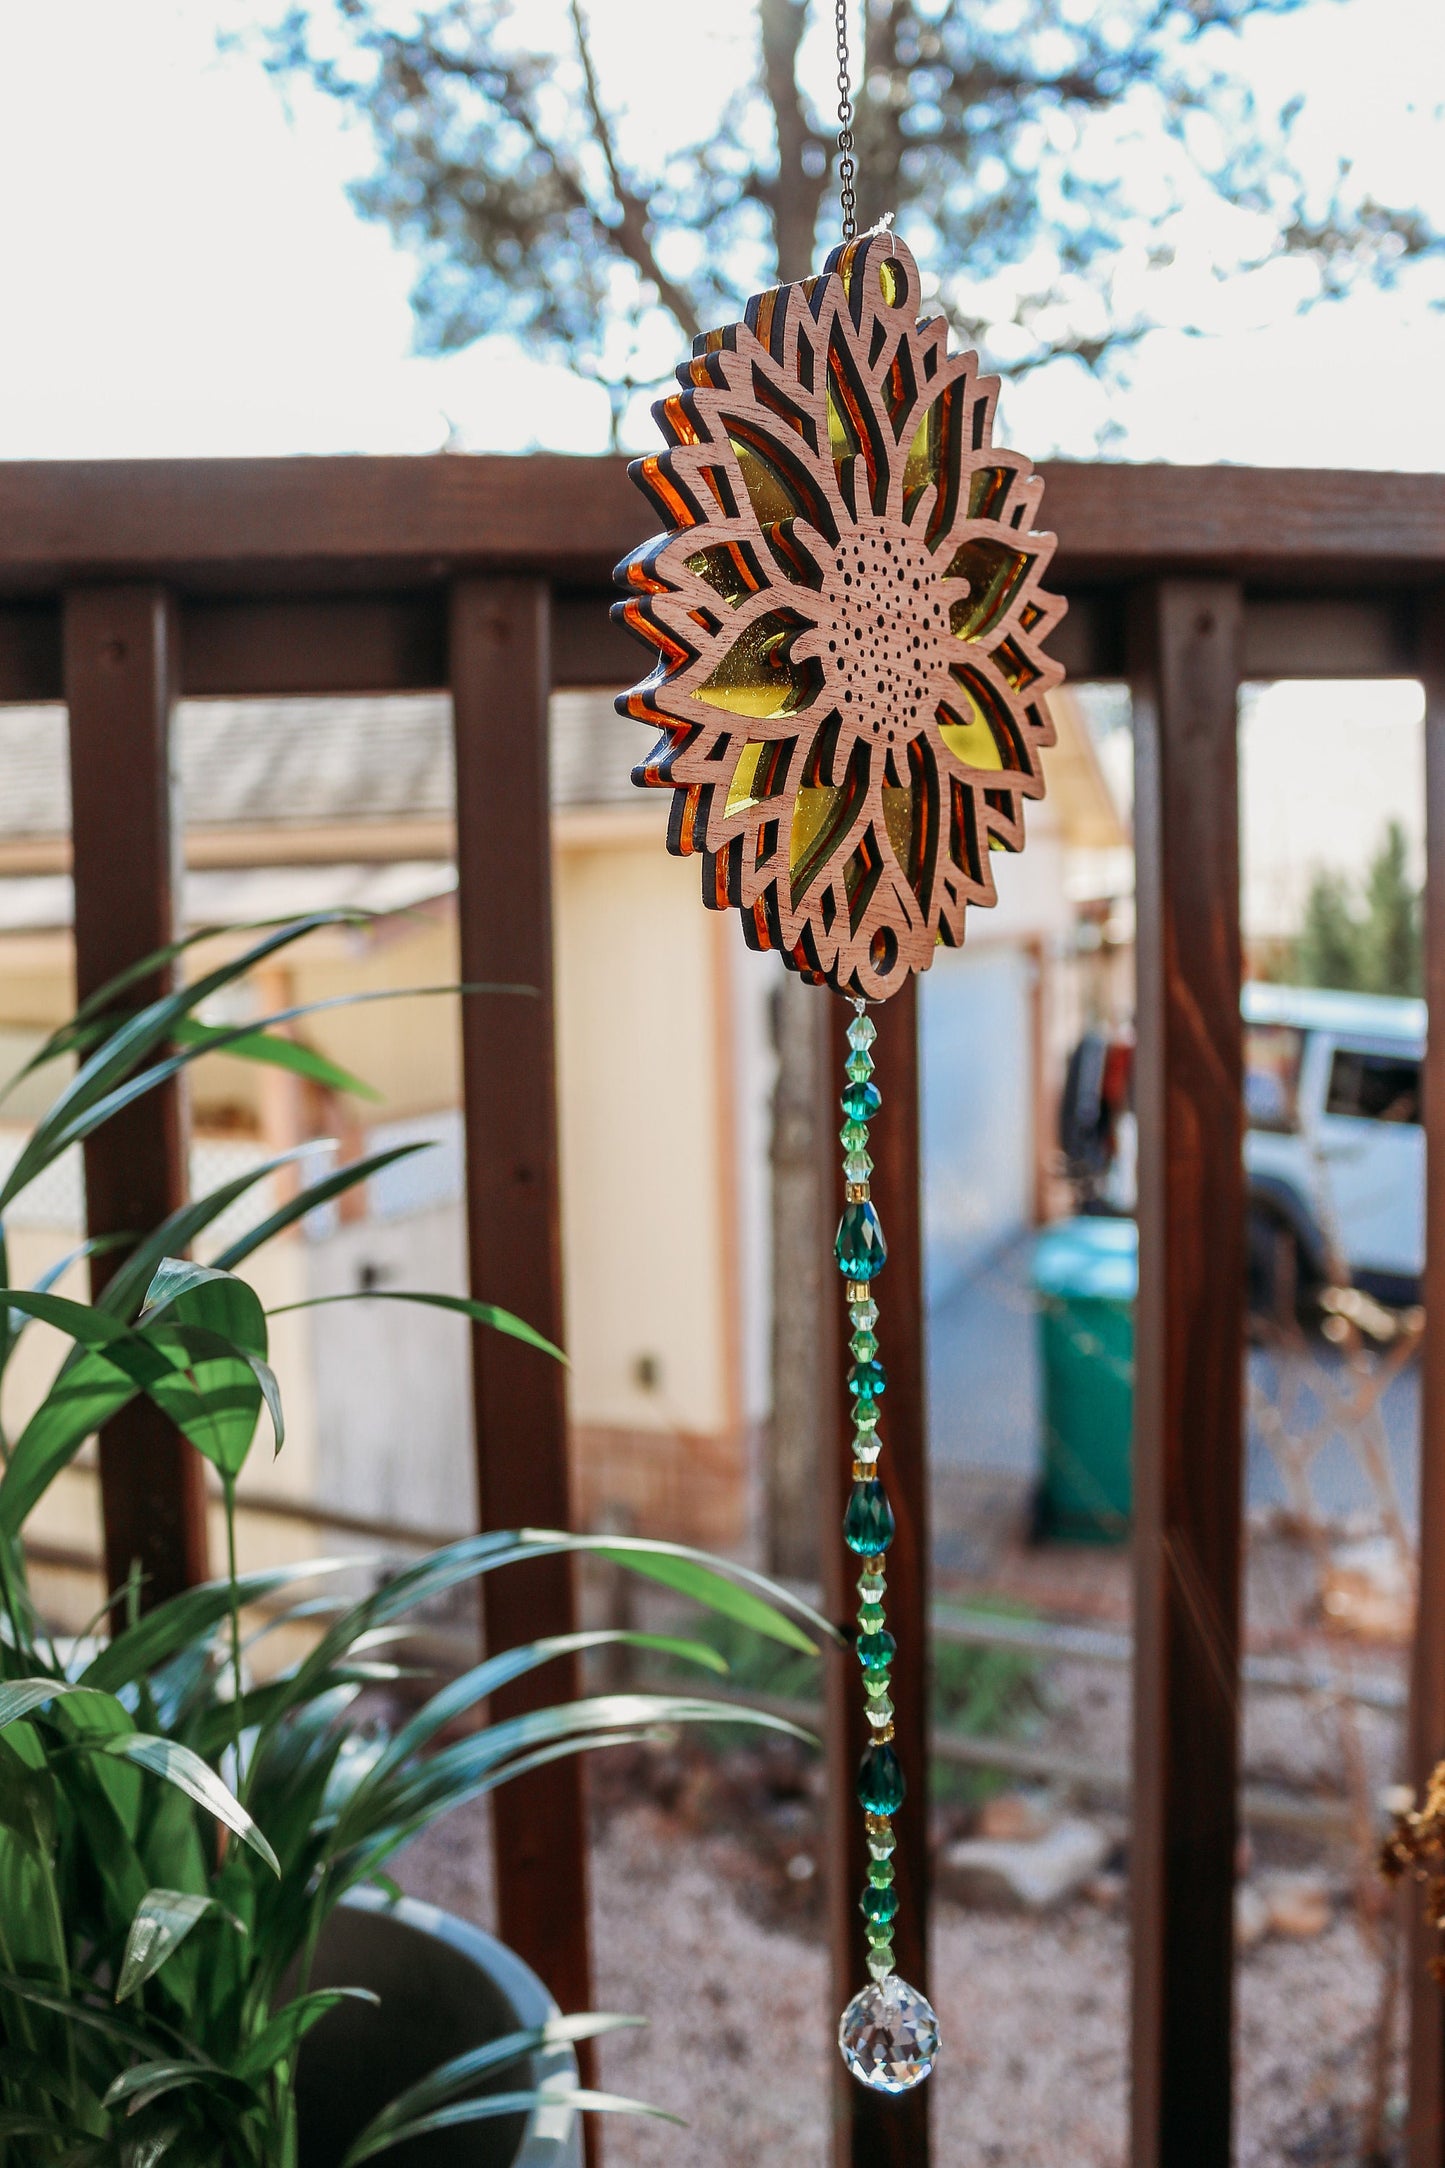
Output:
841,1078,882,1122
844,1479,894,1556
857,1628,896,1674
857,1740,906,1815
861,1879,900,1924
848,1357,887,1401
835,1199,887,1280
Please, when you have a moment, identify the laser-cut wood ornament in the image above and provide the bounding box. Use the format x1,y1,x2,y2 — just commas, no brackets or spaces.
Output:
614,229,1068,1003
614,220,1068,2103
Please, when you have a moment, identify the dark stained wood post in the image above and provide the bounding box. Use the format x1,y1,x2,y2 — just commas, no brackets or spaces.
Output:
1408,594,1445,2168
449,578,596,2041
822,980,931,2168
1127,581,1245,2168
63,585,208,1605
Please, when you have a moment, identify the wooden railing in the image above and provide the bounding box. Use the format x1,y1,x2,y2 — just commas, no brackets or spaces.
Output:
2,455,1443,2168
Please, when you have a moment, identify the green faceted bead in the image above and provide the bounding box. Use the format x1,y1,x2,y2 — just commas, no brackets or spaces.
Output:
851,1329,879,1362
864,1915,896,1947
840,1119,871,1152
867,1825,896,1861
857,1601,886,1631
835,1199,886,1280
844,1479,894,1556
857,1740,906,1815
861,1880,900,1925
858,1567,885,1598
869,1857,895,1887
848,1357,887,1401
843,1150,874,1184
840,1077,882,1122
856,1628,896,1674
866,1946,894,1983
845,1049,874,1083
848,1013,878,1051
853,1399,881,1435
864,1675,891,1701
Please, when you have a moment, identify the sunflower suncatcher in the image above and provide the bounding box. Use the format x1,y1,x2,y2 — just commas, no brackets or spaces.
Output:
615,41,1066,2099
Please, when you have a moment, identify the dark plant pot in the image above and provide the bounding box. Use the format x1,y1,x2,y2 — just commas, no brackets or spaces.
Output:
296,1889,582,2168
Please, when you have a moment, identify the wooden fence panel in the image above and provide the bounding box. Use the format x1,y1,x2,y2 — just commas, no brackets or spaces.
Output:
1410,594,1445,2167
449,578,596,2073
1128,580,1245,2167
63,584,207,1607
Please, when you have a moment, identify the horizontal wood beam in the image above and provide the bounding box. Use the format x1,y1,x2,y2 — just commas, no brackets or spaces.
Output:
0,590,1428,708
0,458,1443,603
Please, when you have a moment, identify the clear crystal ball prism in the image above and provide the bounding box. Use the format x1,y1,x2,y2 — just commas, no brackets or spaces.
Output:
838,1974,940,2092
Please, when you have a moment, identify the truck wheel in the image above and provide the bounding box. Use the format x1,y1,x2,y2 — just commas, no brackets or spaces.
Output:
1247,1206,1305,1330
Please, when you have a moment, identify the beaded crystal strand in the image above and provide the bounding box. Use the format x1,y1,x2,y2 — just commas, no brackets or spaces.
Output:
834,998,940,2094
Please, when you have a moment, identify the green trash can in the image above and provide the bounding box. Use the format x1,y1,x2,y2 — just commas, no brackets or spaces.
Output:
1032,1216,1136,1542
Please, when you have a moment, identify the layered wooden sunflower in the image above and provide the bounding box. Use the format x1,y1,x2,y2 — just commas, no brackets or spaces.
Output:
614,231,1067,1001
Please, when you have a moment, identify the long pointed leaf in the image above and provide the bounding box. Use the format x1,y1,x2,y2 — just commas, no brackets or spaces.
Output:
98,1736,280,1874
94,1146,317,1322
212,1141,432,1270
0,1678,111,1728
117,1888,243,2001
337,2014,643,2162
169,1016,379,1101
82,1557,361,1694
343,2087,682,2163
268,1288,564,1363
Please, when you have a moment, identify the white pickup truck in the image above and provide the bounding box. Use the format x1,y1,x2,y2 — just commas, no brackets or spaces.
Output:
1243,982,1424,1308
1061,983,1425,1309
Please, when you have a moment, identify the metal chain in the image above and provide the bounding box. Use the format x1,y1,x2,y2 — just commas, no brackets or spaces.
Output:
836,0,857,243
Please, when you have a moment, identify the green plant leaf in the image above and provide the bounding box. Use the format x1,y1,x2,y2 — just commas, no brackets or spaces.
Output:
0,1348,141,1534
98,1736,280,1875
230,1987,380,2081
82,1556,359,1695
0,912,373,1203
268,1288,565,1364
169,1016,379,1101
93,1145,316,1322
117,1889,244,2002
340,1693,816,1858
103,2057,238,2116
5,910,373,1086
534,1532,832,1655
0,1677,108,1728
337,2013,644,2165
211,1142,433,1271
0,1974,164,2057
360,1629,729,1797
343,2086,683,2163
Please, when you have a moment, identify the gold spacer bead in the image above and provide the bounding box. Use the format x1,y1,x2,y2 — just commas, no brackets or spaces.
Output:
846,1280,871,1304
877,1721,895,1744
851,1458,874,1481
845,1181,870,1203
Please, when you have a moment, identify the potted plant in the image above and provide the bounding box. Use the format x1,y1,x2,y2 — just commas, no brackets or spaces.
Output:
0,916,830,2164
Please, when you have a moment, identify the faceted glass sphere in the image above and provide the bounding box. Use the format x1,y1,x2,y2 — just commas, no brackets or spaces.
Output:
838,1975,940,2093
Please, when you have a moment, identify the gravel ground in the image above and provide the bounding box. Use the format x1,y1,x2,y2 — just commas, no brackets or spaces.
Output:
396,1795,1401,2168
